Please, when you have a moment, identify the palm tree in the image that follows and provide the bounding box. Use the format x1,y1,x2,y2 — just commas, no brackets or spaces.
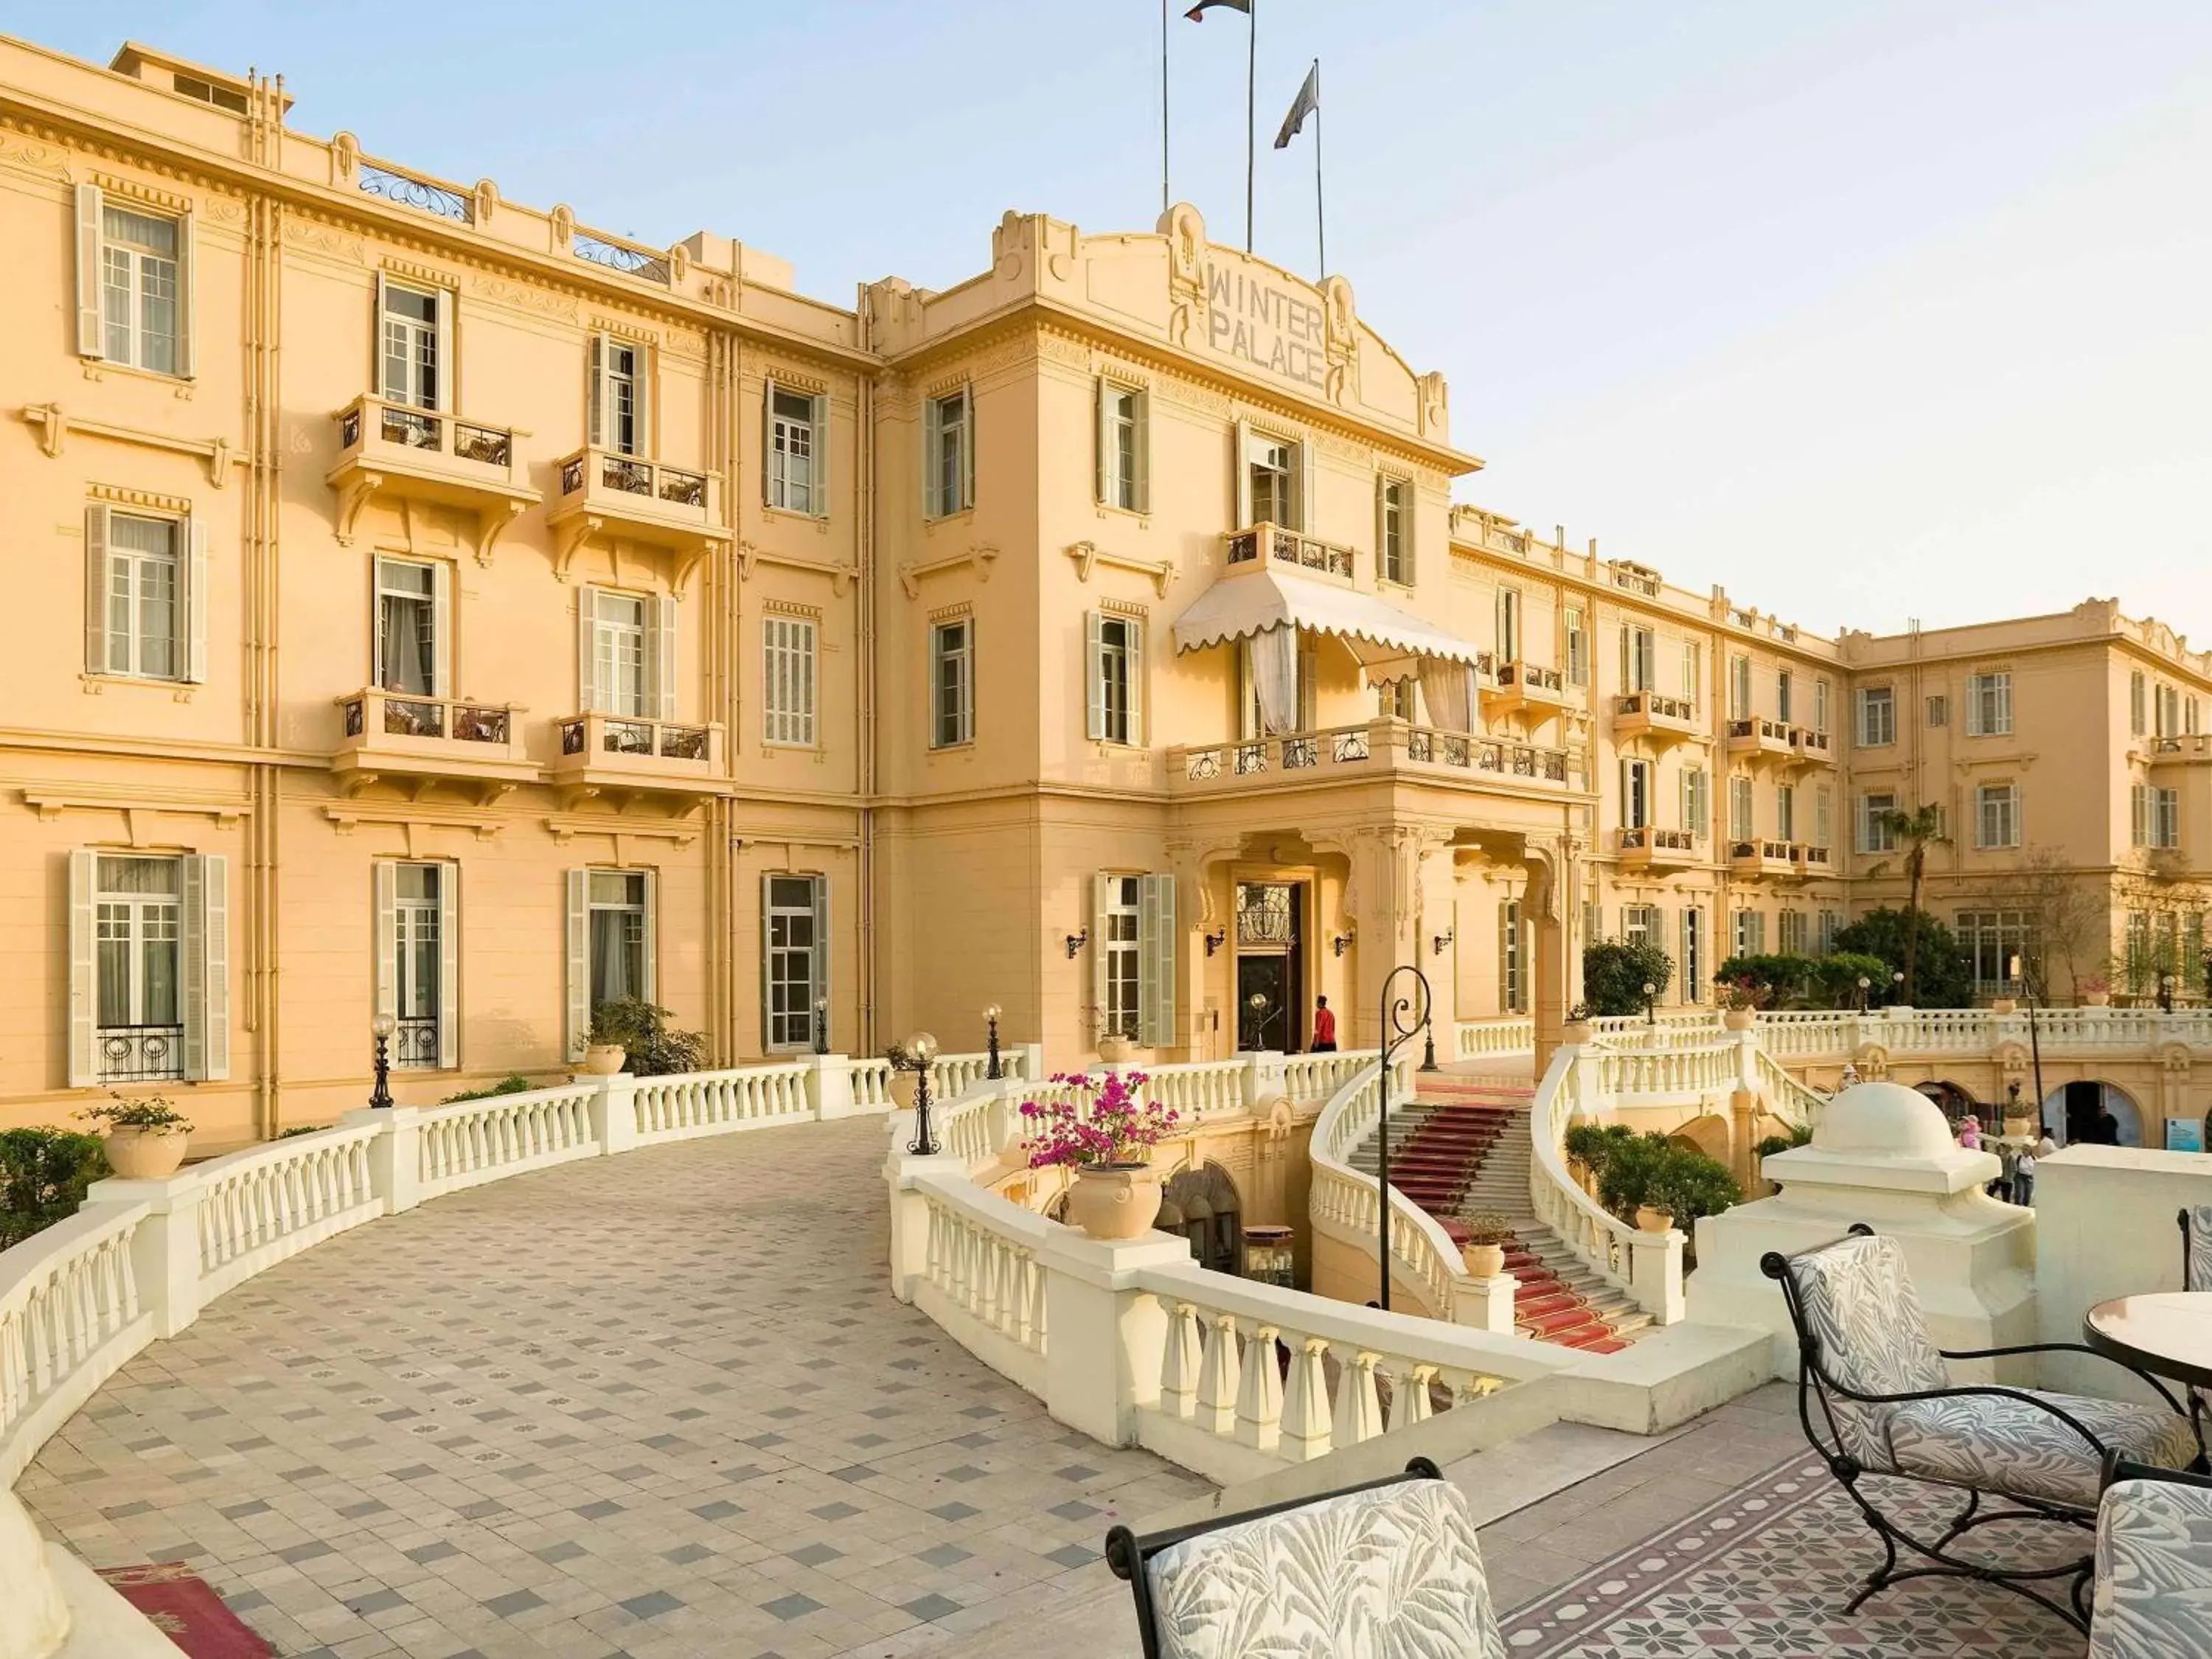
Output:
1873,804,1949,1004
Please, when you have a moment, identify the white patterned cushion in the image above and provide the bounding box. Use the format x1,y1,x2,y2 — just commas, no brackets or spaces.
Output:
1887,1390,2199,1510
2090,1475,2212,1658
2185,1206,2212,1294
1142,1476,1503,1659
1785,1233,1950,1470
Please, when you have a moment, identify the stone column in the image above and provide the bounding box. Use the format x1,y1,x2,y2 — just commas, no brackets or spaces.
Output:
1034,1228,1193,1446
1528,839,1571,1077
86,1173,204,1340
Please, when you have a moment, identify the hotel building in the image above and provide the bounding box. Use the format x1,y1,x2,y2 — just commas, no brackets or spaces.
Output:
0,36,2205,1144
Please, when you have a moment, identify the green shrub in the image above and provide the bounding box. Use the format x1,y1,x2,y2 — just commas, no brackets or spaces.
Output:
1811,952,1893,1009
1832,909,1973,1009
441,1074,535,1105
1582,937,1674,1018
0,1127,109,1249
1593,1130,1742,1229
1755,1123,1815,1161
1564,1121,1637,1178
585,998,706,1077
1715,953,1818,1006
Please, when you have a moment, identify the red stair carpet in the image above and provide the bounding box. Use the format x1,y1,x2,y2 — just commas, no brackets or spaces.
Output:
96,1562,273,1658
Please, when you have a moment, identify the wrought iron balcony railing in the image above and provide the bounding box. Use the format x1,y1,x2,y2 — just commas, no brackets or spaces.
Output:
1222,522,1357,582
98,1024,184,1082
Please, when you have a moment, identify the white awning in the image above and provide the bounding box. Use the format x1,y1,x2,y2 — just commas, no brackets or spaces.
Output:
1171,567,1489,671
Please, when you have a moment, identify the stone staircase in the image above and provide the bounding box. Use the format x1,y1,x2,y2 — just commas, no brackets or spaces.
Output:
1346,1075,1646,1354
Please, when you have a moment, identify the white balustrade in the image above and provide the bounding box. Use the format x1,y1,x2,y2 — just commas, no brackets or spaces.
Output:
849,1057,894,1110
1279,1051,1375,1103
1140,1059,1251,1121
418,1083,599,1198
194,1124,383,1300
1455,1016,1535,1059
632,1064,810,1142
913,1176,1051,1394
1528,1046,1686,1324
0,1205,150,1484
1596,1040,1739,1101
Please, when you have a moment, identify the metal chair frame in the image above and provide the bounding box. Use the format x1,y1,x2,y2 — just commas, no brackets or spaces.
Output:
1761,1224,2203,1632
1104,1457,1447,1659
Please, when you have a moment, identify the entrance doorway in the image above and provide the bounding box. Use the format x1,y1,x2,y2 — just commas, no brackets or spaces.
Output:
1234,880,1304,1052
2051,1079,2142,1148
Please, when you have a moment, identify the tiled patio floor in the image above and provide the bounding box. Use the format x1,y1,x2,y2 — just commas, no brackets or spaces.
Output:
17,1116,1207,1659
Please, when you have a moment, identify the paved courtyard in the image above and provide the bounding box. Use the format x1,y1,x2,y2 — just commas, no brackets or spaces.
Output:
16,1116,1208,1659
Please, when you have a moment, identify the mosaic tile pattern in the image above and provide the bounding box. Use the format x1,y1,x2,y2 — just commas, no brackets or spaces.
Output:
1500,1454,2085,1658
18,1116,1207,1659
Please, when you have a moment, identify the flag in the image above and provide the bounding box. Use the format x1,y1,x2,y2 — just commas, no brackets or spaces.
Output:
1273,62,1318,148
1184,0,1249,18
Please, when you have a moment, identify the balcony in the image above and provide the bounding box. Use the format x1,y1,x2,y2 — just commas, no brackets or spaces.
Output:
549,712,729,808
1725,717,1796,765
1222,523,1356,585
2149,734,2212,768
1169,720,1575,799
1613,692,1700,746
1798,844,1835,874
1791,727,1837,767
1482,660,1570,721
548,447,731,591
333,688,540,802
327,395,539,560
1728,838,1802,878
1615,827,1701,872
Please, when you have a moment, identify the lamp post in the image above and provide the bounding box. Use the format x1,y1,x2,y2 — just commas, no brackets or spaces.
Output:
2160,973,2177,1014
1246,990,1268,1051
368,1013,396,1109
1892,970,1906,1006
1373,964,1433,1312
984,1005,1003,1079
2011,952,2045,1124
905,1031,941,1156
1642,980,1658,1028
811,996,830,1057
1856,975,1871,1013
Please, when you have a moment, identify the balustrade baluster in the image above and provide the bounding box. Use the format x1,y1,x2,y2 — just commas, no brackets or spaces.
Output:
1235,1325,1284,1450
1388,1363,1436,1431
1279,1337,1332,1461
1194,1312,1242,1435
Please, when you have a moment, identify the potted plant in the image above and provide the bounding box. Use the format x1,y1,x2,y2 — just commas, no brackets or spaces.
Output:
1020,1070,1180,1240
1096,1023,1138,1066
582,996,703,1077
1461,1211,1512,1279
1560,1001,1593,1046
1596,1132,1664,1226
580,1005,628,1076
883,1042,920,1108
80,1096,193,1180
1717,975,1767,1032
2081,975,2111,1008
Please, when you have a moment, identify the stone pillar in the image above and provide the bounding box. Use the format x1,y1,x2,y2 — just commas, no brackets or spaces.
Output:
342,1106,420,1214
591,1074,639,1155
1034,1228,1192,1446
1687,1080,2034,1381
1529,848,1571,1079
883,1145,971,1303
801,1054,860,1120
1452,1271,1518,1332
86,1173,204,1340
1729,1088,1759,1191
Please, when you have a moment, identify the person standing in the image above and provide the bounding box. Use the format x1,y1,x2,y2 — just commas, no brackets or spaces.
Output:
2015,1138,2051,1207
1994,1139,2018,1203
1310,995,1337,1052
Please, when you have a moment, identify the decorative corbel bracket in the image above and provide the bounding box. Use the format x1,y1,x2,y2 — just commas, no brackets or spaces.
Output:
477,500,526,568
333,473,383,546
738,540,855,597
1064,540,1173,599
552,515,602,582
898,543,998,599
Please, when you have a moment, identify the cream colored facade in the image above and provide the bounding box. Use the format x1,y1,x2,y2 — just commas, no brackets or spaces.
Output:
1,35,2204,1144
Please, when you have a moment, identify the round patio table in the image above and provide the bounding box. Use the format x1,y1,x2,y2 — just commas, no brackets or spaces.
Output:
2084,1293,2212,1391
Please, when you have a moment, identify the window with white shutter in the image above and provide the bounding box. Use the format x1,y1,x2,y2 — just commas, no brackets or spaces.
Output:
1097,380,1149,512
1975,782,2020,849
1241,427,1303,529
375,556,448,698
1138,874,1177,1048
2132,782,2150,848
1681,639,1702,703
1966,672,2013,737
88,506,202,683
1680,908,1705,1001
1681,768,1709,838
1729,655,1753,720
1498,899,1524,1014
378,861,453,1068
1728,775,1754,841
1621,759,1652,830
378,277,445,414
1096,874,1141,1042
1856,686,1896,746
930,618,973,747
1376,476,1410,583
1085,611,1142,744
1858,791,1898,853
1563,608,1587,686
1496,588,1521,664
580,587,655,717
762,874,828,1051
763,614,818,747
1776,783,1796,844
1777,669,1795,726
570,869,655,1055
72,852,192,1085
78,185,192,376
923,386,973,518
1814,787,1833,852
768,382,827,515
2130,670,2148,737
589,335,649,456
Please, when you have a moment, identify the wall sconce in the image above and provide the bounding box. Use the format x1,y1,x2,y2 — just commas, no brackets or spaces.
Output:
1065,928,1088,959
1332,933,1353,958
1203,927,1227,957
1432,927,1455,956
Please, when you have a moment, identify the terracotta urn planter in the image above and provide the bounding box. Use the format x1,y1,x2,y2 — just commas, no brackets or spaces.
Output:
1096,1034,1138,1066
580,1043,626,1076
1635,1205,1674,1234
1461,1242,1507,1279
2084,991,2112,1007
1990,998,2018,1016
1722,1009,1756,1032
888,1068,920,1110
1560,1021,1593,1047
1066,1162,1163,1240
2003,1117,2034,1141
104,1125,188,1180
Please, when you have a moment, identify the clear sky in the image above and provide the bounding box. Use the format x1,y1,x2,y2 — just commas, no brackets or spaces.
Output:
21,1,2211,639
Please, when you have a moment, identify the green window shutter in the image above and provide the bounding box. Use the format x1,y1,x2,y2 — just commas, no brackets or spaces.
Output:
565,869,590,1057
373,860,398,1023
812,392,830,512
1085,611,1107,741
84,504,108,675
1092,873,1113,1043
75,184,105,358
1295,442,1314,533
922,395,943,518
653,594,679,722
758,872,775,1054
1138,874,1177,1048
437,864,460,1070
67,849,98,1086
1127,618,1144,744
182,854,229,1082
577,585,601,714
961,385,975,510
184,517,210,684
431,285,454,414
1233,418,1254,526
1133,388,1150,512
588,334,605,448
1094,378,1112,505
175,212,196,379
639,867,658,1004
811,876,831,1043
430,558,453,699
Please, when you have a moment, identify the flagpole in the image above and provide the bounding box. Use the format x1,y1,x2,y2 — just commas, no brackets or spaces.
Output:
1312,58,1324,278
1160,0,1170,217
1245,1,1256,252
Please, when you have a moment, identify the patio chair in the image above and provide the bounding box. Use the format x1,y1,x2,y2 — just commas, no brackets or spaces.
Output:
2090,1455,2212,1658
1104,1457,1503,1659
1762,1226,2203,1631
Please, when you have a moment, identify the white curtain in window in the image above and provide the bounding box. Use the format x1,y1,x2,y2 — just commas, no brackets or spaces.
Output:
1249,625,1300,736
1419,655,1475,734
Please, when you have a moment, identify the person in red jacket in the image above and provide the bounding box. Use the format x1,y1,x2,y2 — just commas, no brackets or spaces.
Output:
1311,995,1337,1051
